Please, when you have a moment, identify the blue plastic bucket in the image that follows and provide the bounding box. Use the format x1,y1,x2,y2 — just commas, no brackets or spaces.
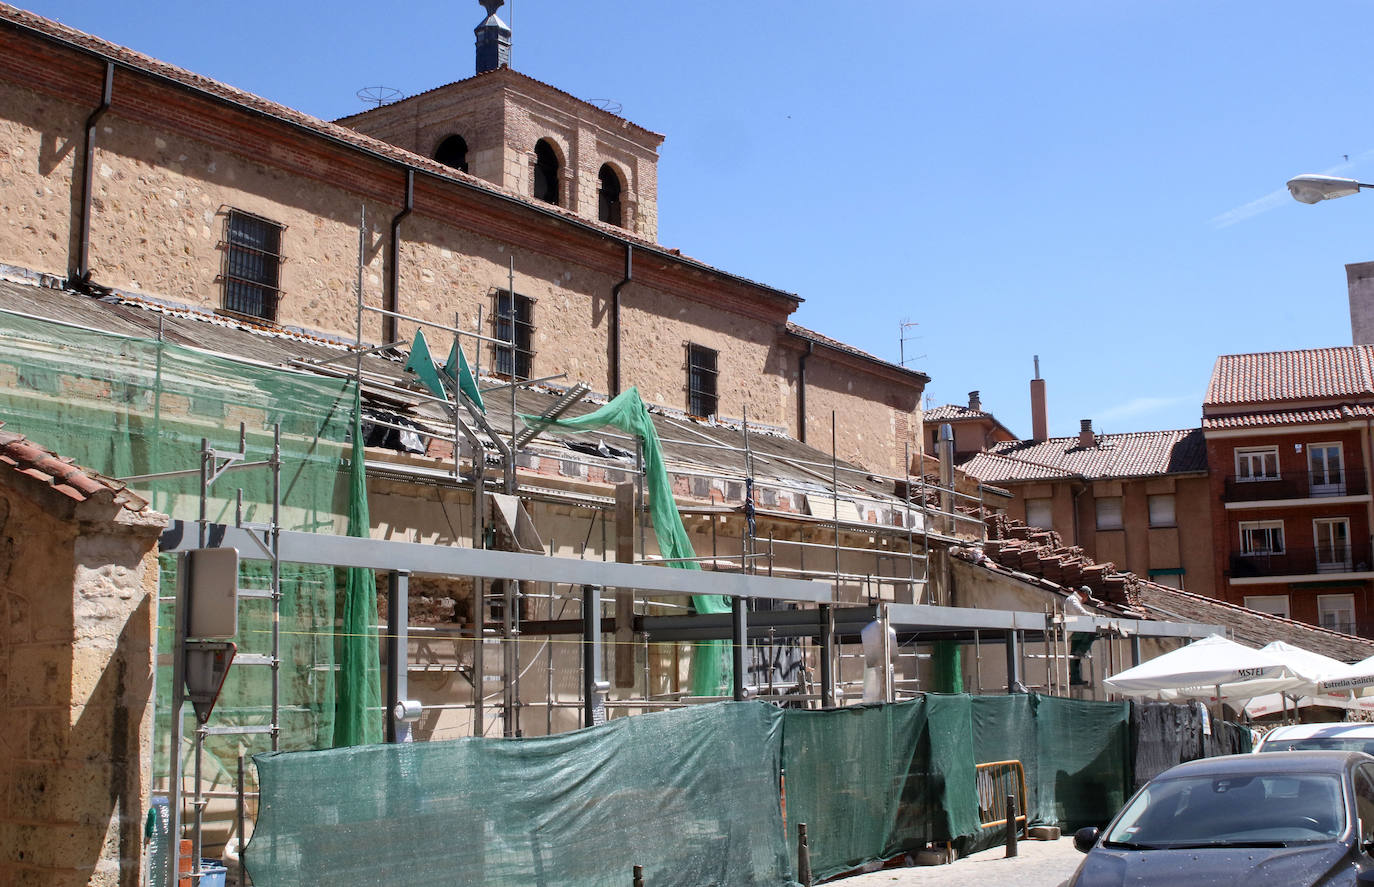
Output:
197,860,227,887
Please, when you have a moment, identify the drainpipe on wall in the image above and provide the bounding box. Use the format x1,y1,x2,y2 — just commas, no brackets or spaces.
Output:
609,243,632,395
384,169,414,345
797,340,813,444
73,61,114,289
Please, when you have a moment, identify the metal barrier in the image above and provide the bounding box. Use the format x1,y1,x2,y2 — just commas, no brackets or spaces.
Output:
976,759,1028,832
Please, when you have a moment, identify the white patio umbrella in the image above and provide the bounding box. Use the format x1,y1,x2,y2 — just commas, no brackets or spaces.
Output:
1104,634,1303,701
1245,641,1372,718
1318,653,1374,694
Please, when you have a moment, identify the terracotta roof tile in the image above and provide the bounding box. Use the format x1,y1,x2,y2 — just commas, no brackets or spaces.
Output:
0,424,148,511
1206,345,1374,406
924,404,995,422
959,428,1207,484
1202,403,1374,430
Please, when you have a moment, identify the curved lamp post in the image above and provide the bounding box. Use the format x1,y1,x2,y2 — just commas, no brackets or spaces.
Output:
1287,174,1374,204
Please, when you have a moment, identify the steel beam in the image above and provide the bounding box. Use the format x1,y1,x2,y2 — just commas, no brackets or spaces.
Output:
160,521,829,602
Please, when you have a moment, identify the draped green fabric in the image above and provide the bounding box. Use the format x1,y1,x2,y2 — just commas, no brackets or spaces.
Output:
334,385,382,746
521,387,732,694
403,328,448,401
444,338,485,412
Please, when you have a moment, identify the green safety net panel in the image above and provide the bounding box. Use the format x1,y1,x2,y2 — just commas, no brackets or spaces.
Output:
0,309,360,784
782,693,1131,876
521,387,733,695
334,384,381,747
246,702,795,887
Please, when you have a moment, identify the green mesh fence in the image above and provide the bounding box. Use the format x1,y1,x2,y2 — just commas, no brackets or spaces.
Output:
246,702,795,887
521,387,733,695
0,309,358,783
782,694,1130,877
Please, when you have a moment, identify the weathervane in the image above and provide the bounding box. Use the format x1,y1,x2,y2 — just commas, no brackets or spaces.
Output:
480,0,504,15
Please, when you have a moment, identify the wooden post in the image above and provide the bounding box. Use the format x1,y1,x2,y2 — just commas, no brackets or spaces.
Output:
798,822,813,886
1005,794,1019,858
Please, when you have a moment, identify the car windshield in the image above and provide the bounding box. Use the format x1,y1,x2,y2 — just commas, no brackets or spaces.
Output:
1260,737,1374,756
1105,772,1345,849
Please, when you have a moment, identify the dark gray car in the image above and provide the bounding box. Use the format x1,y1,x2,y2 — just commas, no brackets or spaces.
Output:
1068,751,1374,887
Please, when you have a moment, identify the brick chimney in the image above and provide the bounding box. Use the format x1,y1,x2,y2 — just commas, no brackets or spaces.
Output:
968,390,981,411
1077,419,1095,449
1030,356,1048,442
475,0,512,73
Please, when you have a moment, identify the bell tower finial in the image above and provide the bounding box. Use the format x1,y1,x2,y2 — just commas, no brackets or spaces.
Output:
475,0,512,73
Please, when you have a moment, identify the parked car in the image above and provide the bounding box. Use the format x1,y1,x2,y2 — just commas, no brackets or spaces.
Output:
1067,752,1374,886
1257,724,1374,756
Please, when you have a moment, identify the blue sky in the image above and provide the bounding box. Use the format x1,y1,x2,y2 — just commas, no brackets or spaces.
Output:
20,1,1374,438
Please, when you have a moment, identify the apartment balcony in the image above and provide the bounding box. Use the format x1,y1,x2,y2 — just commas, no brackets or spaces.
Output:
1223,469,1368,503
1229,542,1374,580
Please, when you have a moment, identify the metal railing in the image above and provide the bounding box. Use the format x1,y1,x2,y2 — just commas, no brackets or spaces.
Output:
1224,468,1367,502
976,759,1028,832
1230,543,1373,578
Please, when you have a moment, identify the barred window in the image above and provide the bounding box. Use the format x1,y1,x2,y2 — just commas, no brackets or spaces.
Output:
687,344,718,418
493,290,534,380
221,209,283,321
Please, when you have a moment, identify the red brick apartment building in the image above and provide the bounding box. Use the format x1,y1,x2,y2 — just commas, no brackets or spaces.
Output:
1203,347,1374,635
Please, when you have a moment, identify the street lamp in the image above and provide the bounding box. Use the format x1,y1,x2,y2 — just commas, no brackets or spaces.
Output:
1287,174,1374,204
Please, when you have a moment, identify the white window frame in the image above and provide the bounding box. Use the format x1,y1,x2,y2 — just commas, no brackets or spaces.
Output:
1313,517,1353,572
1147,493,1176,529
1244,594,1290,619
1308,442,1346,495
1317,593,1356,635
1095,496,1123,531
1235,446,1280,482
1025,497,1053,530
1239,519,1284,555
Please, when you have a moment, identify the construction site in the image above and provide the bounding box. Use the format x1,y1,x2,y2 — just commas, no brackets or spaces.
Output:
3,3,1374,885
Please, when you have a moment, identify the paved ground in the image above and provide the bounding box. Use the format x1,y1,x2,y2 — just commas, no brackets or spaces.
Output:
832,837,1083,887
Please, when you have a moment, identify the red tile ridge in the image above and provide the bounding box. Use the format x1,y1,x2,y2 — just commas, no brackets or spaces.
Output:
0,425,148,511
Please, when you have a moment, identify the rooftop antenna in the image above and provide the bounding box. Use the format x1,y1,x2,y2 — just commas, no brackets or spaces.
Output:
899,320,925,368
356,86,401,108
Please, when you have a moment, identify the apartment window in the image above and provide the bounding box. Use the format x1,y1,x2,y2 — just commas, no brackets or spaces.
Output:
1318,593,1357,635
1147,493,1176,528
1025,497,1053,530
1239,520,1284,555
598,164,623,226
533,139,560,205
221,209,283,321
1095,496,1123,531
1235,446,1280,482
1309,443,1346,495
686,344,718,418
1243,594,1290,619
1314,517,1352,572
492,290,533,380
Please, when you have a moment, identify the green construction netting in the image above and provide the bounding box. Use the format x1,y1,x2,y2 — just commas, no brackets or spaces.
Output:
781,693,1130,877
521,387,733,695
335,384,382,747
246,702,795,887
0,309,363,781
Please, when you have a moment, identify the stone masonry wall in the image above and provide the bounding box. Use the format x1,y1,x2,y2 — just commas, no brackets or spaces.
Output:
0,480,165,887
0,29,917,474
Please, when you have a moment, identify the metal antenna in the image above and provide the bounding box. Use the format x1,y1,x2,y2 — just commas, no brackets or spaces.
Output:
899,320,925,368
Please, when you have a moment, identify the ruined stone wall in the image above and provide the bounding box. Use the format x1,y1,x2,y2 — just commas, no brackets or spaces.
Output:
0,480,164,886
